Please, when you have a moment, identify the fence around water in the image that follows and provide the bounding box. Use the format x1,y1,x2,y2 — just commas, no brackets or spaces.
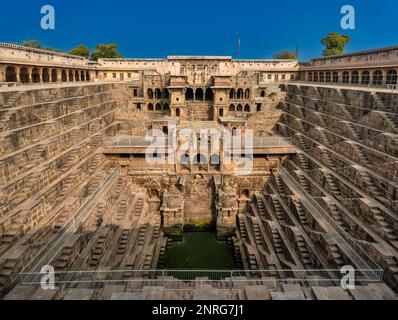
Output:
19,267,384,290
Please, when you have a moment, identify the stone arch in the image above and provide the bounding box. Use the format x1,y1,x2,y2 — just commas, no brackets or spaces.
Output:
163,89,170,99
325,72,331,82
229,89,235,99
319,72,325,82
75,70,80,81
148,103,154,111
86,71,90,81
195,88,204,101
244,88,251,99
176,108,181,117
155,88,162,99
42,68,50,82
361,71,370,84
229,104,235,112
308,73,313,82
351,71,359,84
81,70,85,81
372,70,383,85
32,68,40,83
244,104,250,112
386,70,397,85
313,72,319,82
237,88,244,99
205,88,213,101
5,66,17,82
260,90,265,97
147,88,154,99
155,103,162,111
342,71,350,84
68,70,74,81
219,108,224,117
163,103,170,112
61,70,67,82
185,88,194,101
19,67,29,83
133,89,138,97
51,69,58,82
237,104,243,112
332,72,338,83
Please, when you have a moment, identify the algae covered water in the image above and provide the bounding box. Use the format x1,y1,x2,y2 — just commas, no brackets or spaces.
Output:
162,232,235,269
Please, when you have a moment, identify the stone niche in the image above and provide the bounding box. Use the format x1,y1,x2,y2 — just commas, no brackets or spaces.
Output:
161,184,184,240
216,183,238,239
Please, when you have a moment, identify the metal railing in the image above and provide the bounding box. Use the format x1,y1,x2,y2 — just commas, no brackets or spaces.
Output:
20,166,121,275
19,268,383,290
277,165,383,279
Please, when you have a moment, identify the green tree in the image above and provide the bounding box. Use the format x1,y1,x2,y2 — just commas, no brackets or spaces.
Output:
22,40,41,49
273,51,297,59
321,32,351,57
69,45,90,58
91,44,123,61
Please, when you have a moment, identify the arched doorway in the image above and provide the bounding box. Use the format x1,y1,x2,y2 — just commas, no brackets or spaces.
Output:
195,88,204,101
163,89,169,99
81,71,85,81
42,69,50,82
372,70,383,86
386,70,397,85
155,88,162,99
244,104,250,112
155,103,162,111
147,89,154,99
61,70,67,82
19,67,29,83
185,88,194,101
351,71,359,84
148,103,154,111
51,69,58,82
342,71,350,84
361,71,370,85
229,89,235,99
32,68,40,83
86,71,90,81
205,88,213,101
237,89,243,99
75,70,80,81
5,66,17,82
69,70,74,81
229,104,235,112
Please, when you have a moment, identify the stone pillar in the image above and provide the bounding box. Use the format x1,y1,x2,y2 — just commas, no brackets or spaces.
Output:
0,65,5,82
216,185,238,239
15,66,20,83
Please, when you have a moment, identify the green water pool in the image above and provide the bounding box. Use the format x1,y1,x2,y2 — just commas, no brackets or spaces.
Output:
162,232,235,269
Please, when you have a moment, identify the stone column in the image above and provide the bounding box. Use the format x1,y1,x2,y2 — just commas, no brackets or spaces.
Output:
15,66,20,83
0,65,5,82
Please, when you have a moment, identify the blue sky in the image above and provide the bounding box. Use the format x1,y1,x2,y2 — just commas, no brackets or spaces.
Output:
0,0,396,61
